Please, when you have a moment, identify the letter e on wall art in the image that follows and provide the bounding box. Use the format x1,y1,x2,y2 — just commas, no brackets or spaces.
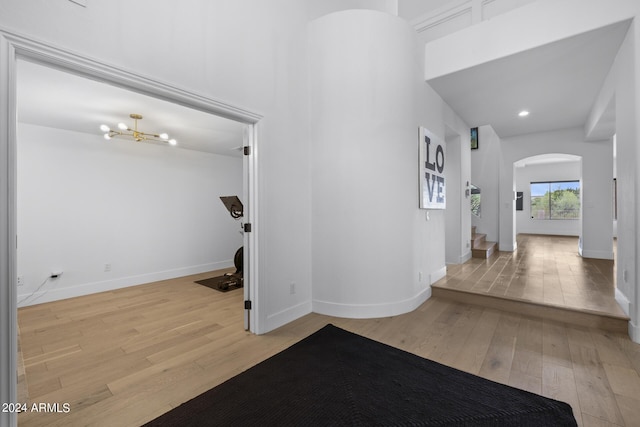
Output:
419,127,446,209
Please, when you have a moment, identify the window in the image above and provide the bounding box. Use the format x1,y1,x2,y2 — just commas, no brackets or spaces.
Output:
530,181,580,220
470,184,481,217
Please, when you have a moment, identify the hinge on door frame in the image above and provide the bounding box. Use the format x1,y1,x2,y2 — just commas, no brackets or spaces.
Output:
243,146,251,155
243,223,252,232
244,300,252,310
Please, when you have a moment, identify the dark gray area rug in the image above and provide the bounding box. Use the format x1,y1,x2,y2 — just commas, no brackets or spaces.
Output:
144,324,577,426
194,275,242,293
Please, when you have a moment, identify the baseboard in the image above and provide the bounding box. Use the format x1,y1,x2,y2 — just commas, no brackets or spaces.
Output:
581,249,615,260
17,260,234,307
630,321,640,344
431,266,447,284
265,300,313,333
499,241,516,252
615,288,630,316
313,286,432,319
461,250,472,263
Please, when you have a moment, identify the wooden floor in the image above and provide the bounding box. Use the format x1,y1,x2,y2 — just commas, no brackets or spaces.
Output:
17,237,640,427
435,234,626,318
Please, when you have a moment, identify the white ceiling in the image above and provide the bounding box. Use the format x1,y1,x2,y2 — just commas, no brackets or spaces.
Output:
513,153,581,168
427,20,631,139
15,17,630,162
17,60,246,157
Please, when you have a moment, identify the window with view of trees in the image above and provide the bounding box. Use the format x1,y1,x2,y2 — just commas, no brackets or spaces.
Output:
530,181,580,220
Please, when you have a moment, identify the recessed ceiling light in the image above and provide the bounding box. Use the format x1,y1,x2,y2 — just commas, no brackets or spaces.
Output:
518,110,530,117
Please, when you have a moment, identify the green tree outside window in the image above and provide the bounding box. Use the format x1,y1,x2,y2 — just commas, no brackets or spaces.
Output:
530,181,580,220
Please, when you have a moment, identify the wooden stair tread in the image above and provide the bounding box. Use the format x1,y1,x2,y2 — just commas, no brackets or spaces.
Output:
472,240,495,250
431,286,629,332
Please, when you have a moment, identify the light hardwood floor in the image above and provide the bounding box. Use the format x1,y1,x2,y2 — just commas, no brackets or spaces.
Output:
435,234,626,318
17,238,640,427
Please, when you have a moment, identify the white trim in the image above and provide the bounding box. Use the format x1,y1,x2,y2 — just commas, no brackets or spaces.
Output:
630,320,640,344
410,0,473,34
313,287,432,319
581,249,615,260
244,123,261,333
615,287,631,316
1,29,262,125
614,289,635,344
265,301,313,333
0,29,18,427
17,261,234,308
431,266,448,284
0,28,263,423
446,251,472,265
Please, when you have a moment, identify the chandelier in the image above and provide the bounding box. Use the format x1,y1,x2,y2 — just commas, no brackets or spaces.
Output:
100,114,177,146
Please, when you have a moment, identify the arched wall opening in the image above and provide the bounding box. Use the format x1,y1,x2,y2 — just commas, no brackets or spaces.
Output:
514,153,583,240
499,128,613,261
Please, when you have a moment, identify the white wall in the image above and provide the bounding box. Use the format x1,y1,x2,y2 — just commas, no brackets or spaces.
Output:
309,9,447,317
501,128,613,259
515,161,582,236
0,0,405,334
609,19,639,338
470,125,500,242
445,133,464,264
444,103,472,265
423,0,640,81
17,124,243,306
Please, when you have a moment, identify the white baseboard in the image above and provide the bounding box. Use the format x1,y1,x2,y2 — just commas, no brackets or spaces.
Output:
581,249,614,260
265,300,313,333
17,260,233,307
446,252,472,266
630,321,640,344
615,288,630,316
431,266,447,284
312,286,432,319
614,289,637,343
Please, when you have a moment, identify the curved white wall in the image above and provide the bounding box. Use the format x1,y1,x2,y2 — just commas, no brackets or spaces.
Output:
309,10,435,318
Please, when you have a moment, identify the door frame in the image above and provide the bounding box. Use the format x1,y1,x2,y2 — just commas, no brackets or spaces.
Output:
0,28,262,425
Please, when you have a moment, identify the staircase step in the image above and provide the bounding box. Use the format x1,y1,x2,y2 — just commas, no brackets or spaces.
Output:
471,233,486,247
472,241,497,258
431,287,630,332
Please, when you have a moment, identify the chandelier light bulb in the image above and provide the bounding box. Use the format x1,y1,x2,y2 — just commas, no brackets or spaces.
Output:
100,114,177,147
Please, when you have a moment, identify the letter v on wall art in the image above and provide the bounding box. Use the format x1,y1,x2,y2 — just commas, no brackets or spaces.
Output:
419,127,446,209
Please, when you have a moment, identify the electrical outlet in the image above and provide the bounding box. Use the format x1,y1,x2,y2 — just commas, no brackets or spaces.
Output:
290,282,296,295
17,276,24,287
104,263,111,272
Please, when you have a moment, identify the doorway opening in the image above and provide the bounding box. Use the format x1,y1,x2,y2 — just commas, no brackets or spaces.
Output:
1,32,262,418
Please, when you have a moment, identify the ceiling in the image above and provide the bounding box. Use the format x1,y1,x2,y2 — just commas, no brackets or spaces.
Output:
17,60,246,157
427,20,631,139
15,17,630,160
513,153,581,168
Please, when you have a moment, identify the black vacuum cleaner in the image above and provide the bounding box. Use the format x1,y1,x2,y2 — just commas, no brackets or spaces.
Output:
219,196,244,291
